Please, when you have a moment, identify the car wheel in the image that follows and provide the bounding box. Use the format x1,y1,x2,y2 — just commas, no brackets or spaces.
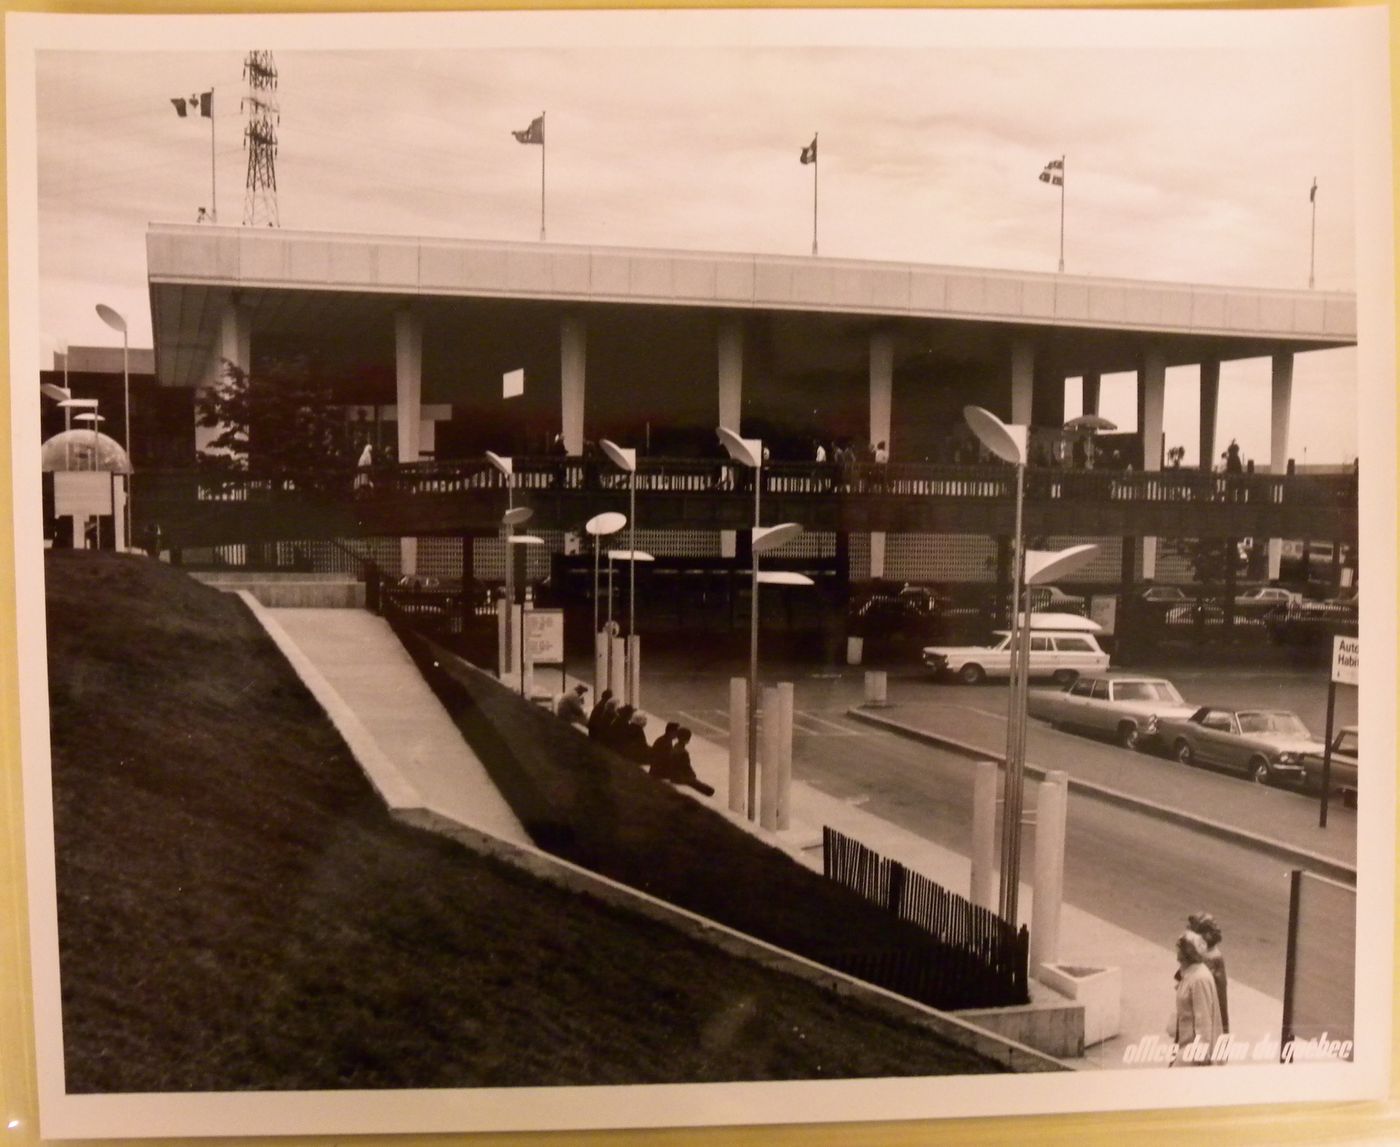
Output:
1052,669,1078,686
1117,722,1141,751
1174,739,1194,766
958,663,985,686
1250,758,1272,786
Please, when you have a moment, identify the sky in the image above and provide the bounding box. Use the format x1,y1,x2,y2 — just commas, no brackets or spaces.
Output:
23,7,1379,466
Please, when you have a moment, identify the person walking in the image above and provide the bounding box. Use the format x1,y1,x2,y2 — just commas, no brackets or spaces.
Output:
1170,930,1224,1066
1189,912,1230,1033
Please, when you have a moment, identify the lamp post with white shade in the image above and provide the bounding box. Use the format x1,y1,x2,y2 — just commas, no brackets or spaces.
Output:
585,511,628,693
599,439,642,704
96,304,130,549
963,404,1098,926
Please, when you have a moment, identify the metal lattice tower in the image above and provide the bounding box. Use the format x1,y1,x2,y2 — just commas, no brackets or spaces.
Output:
241,51,280,227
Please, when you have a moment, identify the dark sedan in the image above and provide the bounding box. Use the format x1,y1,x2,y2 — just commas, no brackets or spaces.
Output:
1156,707,1322,786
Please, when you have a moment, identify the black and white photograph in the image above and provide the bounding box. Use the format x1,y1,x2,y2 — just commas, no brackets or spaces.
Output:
3,5,1395,1140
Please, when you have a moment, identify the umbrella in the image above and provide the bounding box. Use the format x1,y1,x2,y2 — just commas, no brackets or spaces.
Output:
1063,414,1117,433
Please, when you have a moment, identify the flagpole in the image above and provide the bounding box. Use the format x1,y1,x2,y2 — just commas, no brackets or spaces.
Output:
1058,154,1065,273
210,88,217,223
812,132,819,257
1308,177,1317,289
540,111,546,242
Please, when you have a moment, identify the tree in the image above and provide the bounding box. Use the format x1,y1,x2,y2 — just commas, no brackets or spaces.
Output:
196,356,345,473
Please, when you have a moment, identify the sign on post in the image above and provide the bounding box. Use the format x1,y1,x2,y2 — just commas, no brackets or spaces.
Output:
526,609,564,665
1331,635,1359,686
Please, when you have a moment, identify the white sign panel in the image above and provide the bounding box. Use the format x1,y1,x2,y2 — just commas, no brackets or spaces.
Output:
1089,594,1117,636
1331,635,1359,686
526,609,564,664
53,471,113,517
502,367,524,399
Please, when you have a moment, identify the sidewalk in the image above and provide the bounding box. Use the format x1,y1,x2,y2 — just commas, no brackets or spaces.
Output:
253,605,1277,1071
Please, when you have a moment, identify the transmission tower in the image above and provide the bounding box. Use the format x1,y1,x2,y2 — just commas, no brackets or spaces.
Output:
241,51,280,227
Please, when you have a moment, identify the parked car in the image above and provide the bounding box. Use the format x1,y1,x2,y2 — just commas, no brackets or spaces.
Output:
923,614,1109,685
1140,586,1192,603
850,584,944,645
1028,673,1197,750
1165,601,1225,626
1298,725,1358,803
1156,706,1322,786
1029,585,1085,613
1234,587,1302,616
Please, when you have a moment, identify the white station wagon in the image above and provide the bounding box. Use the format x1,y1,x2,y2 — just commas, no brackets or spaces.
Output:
922,613,1110,686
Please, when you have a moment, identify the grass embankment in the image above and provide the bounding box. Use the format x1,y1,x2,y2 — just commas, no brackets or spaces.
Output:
46,551,1004,1092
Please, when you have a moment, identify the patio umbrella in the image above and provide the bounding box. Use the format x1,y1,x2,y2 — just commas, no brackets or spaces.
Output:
1063,413,1117,433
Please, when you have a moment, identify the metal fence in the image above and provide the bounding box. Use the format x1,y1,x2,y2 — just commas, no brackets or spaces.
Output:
823,827,1029,1009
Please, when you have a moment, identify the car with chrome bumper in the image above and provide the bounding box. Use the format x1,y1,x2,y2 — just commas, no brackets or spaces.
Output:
1028,673,1197,750
1155,706,1322,786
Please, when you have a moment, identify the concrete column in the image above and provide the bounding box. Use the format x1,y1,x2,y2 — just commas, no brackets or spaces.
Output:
719,318,743,559
197,300,251,456
395,310,424,576
775,682,794,830
728,676,748,816
561,314,586,454
1010,339,1034,427
869,532,887,580
1030,770,1069,972
1137,348,1166,581
1081,373,1101,417
869,329,893,586
760,685,781,830
1267,353,1294,579
970,760,998,911
1198,360,1220,470
608,635,626,698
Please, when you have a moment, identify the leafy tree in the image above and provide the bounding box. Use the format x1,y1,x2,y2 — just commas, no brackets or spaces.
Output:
196,356,345,473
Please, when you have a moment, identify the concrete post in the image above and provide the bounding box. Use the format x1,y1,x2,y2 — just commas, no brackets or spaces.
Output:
1267,353,1294,580
561,314,586,455
863,669,887,706
497,597,510,678
594,629,609,699
395,309,424,576
776,681,794,830
971,760,998,910
869,532,887,580
1030,769,1069,972
1137,347,1166,582
608,635,626,698
719,318,743,559
1010,339,1034,428
869,329,893,585
760,685,781,830
626,634,641,709
521,598,535,700
1199,360,1220,470
728,676,748,816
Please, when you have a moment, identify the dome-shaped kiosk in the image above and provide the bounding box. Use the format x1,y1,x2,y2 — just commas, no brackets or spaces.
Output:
41,429,133,474
41,430,132,550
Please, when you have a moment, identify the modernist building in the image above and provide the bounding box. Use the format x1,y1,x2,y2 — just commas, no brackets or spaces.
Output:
144,223,1357,587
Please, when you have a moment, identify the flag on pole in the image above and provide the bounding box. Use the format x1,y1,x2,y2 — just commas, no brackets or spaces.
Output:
1310,178,1318,203
512,116,544,145
1039,158,1063,186
800,136,818,165
171,90,213,118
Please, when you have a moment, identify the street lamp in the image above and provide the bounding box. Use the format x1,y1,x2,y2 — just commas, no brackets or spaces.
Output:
964,404,1098,925
72,409,105,472
508,530,545,697
585,511,627,695
599,439,640,703
96,304,130,550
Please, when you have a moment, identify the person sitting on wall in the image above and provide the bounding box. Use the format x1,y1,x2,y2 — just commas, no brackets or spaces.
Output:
656,729,714,797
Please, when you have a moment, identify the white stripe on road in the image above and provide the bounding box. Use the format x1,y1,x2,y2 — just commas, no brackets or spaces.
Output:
676,710,730,736
792,712,861,736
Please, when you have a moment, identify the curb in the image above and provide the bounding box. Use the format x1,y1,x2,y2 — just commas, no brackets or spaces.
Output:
846,706,1357,886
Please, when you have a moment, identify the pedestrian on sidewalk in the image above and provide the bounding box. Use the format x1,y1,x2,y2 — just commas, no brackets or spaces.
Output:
556,683,588,728
1170,930,1224,1066
1188,912,1230,1033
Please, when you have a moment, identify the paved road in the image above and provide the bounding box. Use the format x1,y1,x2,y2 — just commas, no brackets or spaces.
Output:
592,653,1356,1002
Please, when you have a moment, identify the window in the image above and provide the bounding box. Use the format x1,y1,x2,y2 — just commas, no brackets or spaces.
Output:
1090,679,1110,700
1201,711,1235,733
1070,679,1094,698
1336,730,1358,755
1031,636,1052,652
1053,636,1095,652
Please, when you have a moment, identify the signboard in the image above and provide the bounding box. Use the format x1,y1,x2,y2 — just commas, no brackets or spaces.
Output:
525,609,564,664
1331,635,1359,686
53,471,114,517
1088,594,1117,636
502,367,524,399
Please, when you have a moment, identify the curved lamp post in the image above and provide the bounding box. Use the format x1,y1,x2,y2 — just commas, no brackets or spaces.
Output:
599,439,640,703
964,404,1100,925
497,492,532,680
508,529,545,696
586,512,627,696
96,304,130,549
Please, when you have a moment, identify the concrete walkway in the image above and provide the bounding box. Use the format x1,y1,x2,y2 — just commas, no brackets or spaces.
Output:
249,602,1279,1071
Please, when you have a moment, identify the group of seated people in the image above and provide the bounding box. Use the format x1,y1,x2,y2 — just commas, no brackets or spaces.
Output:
555,685,715,797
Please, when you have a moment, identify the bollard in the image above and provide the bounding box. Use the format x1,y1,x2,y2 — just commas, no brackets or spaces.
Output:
1030,770,1069,972
608,635,626,699
760,686,781,830
626,634,641,708
521,600,535,699
864,669,888,707
846,635,864,665
497,597,510,679
728,677,748,816
776,682,794,830
970,760,998,911
594,629,609,698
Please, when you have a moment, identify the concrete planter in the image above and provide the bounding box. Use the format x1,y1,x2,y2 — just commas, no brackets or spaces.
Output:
1037,963,1122,1047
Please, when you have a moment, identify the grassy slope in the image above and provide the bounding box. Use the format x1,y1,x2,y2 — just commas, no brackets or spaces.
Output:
45,551,1002,1092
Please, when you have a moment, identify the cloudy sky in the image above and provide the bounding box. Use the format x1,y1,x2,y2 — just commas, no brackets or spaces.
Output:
21,7,1382,465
